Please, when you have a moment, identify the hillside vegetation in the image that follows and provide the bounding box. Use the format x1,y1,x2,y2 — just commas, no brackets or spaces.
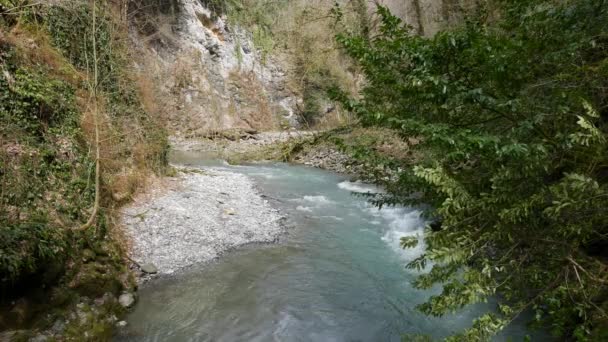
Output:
1,0,167,338
203,0,368,127
2,0,607,340
329,0,608,340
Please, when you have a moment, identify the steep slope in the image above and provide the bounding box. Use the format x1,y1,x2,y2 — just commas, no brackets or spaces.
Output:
129,0,301,138
1,0,168,339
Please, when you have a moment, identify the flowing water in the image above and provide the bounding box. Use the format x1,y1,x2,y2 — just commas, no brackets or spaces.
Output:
116,152,543,341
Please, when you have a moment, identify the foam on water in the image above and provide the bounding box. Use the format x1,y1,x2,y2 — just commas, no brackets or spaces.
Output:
376,206,426,260
338,181,426,261
337,180,383,194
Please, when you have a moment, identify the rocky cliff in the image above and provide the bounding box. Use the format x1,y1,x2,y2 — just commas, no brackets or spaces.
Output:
127,0,480,138
129,0,301,138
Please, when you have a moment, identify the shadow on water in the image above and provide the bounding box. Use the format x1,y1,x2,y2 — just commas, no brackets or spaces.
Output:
115,151,551,341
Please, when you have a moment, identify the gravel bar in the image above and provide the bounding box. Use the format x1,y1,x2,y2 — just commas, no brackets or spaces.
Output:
122,167,284,275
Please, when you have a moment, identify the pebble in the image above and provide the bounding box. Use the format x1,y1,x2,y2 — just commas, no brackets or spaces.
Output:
118,293,136,309
170,131,316,154
123,168,284,275
297,147,359,175
50,320,65,335
140,263,158,274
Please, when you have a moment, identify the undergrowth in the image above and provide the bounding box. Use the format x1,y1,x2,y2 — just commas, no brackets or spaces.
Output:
0,0,168,338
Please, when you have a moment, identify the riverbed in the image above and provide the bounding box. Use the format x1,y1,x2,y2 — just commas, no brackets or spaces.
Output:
115,151,541,341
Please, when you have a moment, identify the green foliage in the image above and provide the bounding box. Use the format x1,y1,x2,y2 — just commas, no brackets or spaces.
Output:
0,3,163,334
252,24,274,62
208,0,283,59
0,38,94,282
44,4,116,88
0,216,67,280
301,84,324,125
0,66,79,140
0,1,166,337
335,0,608,340
41,1,168,173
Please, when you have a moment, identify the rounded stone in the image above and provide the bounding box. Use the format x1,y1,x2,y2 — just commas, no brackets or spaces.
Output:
118,293,136,309
140,263,158,274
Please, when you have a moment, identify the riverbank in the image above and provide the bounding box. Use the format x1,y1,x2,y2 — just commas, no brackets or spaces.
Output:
119,128,407,312
174,128,416,179
121,130,337,285
122,166,285,280
170,129,365,176
169,131,315,155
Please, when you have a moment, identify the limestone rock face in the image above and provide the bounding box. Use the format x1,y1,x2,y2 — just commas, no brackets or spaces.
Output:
130,0,301,137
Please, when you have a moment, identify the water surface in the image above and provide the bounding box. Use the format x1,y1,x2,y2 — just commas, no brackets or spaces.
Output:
116,152,540,341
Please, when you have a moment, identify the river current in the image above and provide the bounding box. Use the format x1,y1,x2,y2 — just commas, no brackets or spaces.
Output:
115,152,541,341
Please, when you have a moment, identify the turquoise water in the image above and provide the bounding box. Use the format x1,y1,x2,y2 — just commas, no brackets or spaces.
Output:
116,152,543,341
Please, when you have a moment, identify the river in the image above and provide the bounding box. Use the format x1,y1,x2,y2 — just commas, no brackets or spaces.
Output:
115,152,542,341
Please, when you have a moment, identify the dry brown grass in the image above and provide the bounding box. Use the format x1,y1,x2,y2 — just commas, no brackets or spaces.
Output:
228,70,279,130
196,11,225,41
4,24,84,86
312,105,356,130
136,72,162,118
345,127,421,163
248,0,365,128
66,3,169,213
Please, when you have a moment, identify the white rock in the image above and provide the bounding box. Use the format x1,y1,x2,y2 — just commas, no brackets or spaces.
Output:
118,293,136,309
